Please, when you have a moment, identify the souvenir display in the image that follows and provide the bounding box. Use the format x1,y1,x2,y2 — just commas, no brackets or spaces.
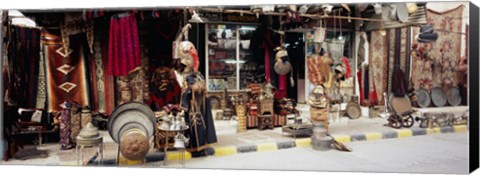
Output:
236,104,247,132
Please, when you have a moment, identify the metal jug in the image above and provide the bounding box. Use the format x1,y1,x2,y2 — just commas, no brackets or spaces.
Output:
264,83,277,99
173,134,189,149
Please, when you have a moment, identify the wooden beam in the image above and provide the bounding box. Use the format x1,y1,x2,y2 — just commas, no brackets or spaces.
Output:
197,7,384,22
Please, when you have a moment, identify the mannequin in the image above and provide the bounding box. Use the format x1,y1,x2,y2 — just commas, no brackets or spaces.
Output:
176,40,217,154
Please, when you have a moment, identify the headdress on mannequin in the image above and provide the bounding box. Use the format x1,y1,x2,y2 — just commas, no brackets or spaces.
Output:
177,41,199,74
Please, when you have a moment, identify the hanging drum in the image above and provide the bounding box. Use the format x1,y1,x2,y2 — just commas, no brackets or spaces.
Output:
431,87,447,107
389,94,412,115
446,87,462,106
107,102,156,161
416,88,431,108
395,3,409,23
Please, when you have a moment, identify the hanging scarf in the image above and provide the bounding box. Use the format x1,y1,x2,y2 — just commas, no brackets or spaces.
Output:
107,13,141,76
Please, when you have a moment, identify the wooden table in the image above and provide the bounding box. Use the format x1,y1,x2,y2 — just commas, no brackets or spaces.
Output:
11,129,57,147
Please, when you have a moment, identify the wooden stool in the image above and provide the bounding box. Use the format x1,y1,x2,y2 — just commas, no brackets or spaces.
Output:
257,114,274,130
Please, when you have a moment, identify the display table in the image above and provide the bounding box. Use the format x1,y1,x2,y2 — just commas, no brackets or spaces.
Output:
11,129,57,147
159,126,189,167
75,136,103,166
281,124,314,139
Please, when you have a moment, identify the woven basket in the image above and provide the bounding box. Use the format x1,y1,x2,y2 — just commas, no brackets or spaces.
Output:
310,107,328,122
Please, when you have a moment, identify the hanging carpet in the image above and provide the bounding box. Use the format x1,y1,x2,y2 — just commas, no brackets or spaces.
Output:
428,5,463,88
369,30,388,105
42,30,91,112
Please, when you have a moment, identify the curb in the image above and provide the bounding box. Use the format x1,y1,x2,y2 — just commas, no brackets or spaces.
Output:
86,125,468,166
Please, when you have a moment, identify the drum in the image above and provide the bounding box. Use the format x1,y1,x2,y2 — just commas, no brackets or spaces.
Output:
416,88,431,108
446,87,462,106
389,94,412,115
346,102,361,119
431,87,447,107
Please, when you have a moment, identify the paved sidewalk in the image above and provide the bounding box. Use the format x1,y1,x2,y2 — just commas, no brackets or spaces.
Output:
0,106,469,166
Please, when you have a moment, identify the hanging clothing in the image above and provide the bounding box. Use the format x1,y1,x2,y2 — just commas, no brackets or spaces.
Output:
392,68,408,97
180,72,217,153
364,66,370,102
357,70,364,105
264,49,271,83
275,75,288,98
108,13,141,76
59,102,73,150
7,26,41,108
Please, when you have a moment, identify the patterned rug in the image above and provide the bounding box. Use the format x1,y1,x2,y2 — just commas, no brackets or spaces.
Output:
42,30,91,112
369,30,387,105
115,42,150,106
385,27,411,96
36,41,47,109
427,5,464,87
410,5,464,91
87,21,116,115
411,27,434,91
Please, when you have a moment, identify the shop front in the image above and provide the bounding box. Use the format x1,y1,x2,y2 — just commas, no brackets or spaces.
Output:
0,2,471,166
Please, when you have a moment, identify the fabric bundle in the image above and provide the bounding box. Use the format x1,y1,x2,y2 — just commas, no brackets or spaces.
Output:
108,13,141,76
307,55,331,86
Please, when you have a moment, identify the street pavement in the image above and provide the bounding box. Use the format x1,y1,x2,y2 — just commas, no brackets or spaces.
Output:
144,132,469,174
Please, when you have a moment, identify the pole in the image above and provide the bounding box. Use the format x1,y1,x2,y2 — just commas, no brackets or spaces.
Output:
0,10,5,161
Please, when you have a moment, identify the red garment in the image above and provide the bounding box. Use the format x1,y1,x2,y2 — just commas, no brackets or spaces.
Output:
357,70,364,104
265,48,271,83
369,81,379,106
108,14,141,76
342,57,352,79
275,75,288,99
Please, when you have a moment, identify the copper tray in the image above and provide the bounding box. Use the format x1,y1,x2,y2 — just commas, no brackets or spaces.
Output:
107,102,156,143
446,87,462,106
416,88,431,108
431,87,446,107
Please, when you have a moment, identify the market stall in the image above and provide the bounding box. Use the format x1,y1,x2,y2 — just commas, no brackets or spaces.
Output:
1,2,470,164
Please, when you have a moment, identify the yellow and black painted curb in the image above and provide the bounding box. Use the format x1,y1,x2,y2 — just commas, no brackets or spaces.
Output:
86,125,468,165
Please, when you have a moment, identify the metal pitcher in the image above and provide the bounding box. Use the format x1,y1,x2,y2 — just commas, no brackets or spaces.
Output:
173,134,189,149
264,83,277,99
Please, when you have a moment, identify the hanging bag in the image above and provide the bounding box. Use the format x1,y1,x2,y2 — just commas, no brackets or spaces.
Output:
313,27,326,43
274,47,292,75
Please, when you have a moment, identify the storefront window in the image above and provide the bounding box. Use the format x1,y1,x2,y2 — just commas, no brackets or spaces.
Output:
206,24,258,91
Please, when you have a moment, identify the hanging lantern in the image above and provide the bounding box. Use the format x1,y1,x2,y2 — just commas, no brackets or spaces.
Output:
373,3,383,14
406,3,418,14
251,6,263,18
